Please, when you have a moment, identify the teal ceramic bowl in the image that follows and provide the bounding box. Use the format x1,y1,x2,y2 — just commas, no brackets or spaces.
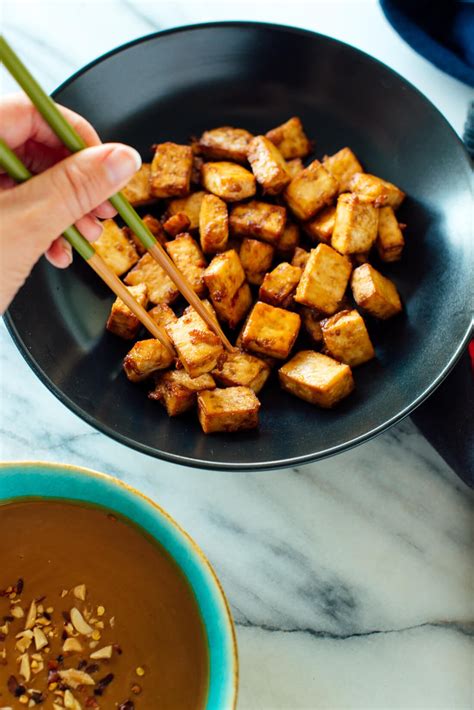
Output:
0,461,238,709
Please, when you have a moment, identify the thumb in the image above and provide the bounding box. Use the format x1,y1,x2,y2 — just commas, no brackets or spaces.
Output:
11,143,141,259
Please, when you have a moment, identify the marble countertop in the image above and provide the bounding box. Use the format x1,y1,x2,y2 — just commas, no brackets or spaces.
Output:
1,1,473,708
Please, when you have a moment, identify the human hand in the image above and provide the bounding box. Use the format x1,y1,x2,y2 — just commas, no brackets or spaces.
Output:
0,93,142,313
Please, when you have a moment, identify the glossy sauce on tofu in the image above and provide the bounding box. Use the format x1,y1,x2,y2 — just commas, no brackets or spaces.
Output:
0,500,209,710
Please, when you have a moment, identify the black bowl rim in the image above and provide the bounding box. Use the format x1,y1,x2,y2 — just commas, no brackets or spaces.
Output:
4,20,473,471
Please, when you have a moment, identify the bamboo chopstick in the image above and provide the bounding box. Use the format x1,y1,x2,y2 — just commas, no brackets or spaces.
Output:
0,36,235,353
0,138,175,355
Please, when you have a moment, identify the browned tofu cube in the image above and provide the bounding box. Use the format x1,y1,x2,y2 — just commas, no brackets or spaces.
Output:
241,301,301,359
376,206,405,261
94,219,139,276
239,238,274,285
204,249,245,303
303,205,336,244
351,263,402,319
167,191,206,230
219,282,253,329
121,163,154,206
166,308,224,378
148,303,178,330
279,351,354,408
106,284,148,340
349,172,405,208
291,247,310,270
266,117,311,159
163,212,191,237
321,309,375,367
277,221,300,258
199,193,229,254
124,253,179,305
331,193,379,255
284,160,338,220
229,201,286,245
259,262,302,308
300,306,324,345
197,387,260,433
247,135,291,195
126,214,167,256
123,339,174,383
197,126,253,163
323,147,363,193
165,233,207,296
201,162,256,202
150,142,192,198
285,158,304,179
212,350,270,393
149,370,216,416
295,244,352,315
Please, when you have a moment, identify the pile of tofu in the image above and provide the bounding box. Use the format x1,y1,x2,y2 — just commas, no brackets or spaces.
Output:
96,117,406,434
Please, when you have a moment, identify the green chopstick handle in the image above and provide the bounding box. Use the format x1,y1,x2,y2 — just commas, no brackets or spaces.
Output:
0,138,95,260
0,35,157,252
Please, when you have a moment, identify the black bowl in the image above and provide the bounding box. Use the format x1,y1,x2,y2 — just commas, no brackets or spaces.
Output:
6,22,472,470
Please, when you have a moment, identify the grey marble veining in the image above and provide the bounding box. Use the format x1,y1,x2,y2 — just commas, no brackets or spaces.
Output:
1,2,473,708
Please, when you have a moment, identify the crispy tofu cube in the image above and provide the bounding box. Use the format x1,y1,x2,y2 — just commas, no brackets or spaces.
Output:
163,212,191,237
247,135,291,195
331,193,379,255
239,238,274,286
165,233,207,296
204,249,245,303
167,191,206,230
148,303,178,329
197,387,260,433
266,117,311,159
201,162,256,202
284,160,338,220
285,158,304,179
121,163,154,206
259,263,302,308
376,206,405,261
220,282,253,328
291,247,310,270
123,339,174,383
126,214,167,256
279,351,354,408
229,201,286,245
94,219,139,276
321,309,375,367
124,253,179,305
295,244,352,315
106,284,148,340
323,148,363,193
204,248,252,325
300,306,324,345
199,193,229,254
241,301,301,359
303,205,336,244
212,350,270,393
150,142,192,198
349,172,405,208
277,221,300,258
166,308,224,378
351,263,402,319
197,126,253,163
149,370,216,416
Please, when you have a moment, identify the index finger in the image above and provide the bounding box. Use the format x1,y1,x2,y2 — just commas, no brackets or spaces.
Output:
0,92,101,151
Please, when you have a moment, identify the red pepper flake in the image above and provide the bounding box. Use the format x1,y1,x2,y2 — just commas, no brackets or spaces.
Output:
118,702,134,710
85,663,99,675
15,578,24,595
94,673,114,696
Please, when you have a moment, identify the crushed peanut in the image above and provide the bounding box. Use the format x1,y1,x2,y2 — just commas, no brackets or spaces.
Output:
72,585,87,602
70,608,93,636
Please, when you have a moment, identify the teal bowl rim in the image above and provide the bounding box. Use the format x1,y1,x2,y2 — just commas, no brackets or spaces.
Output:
0,461,238,710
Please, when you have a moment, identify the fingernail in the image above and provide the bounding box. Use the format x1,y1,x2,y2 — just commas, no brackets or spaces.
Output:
63,239,73,265
104,146,142,184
